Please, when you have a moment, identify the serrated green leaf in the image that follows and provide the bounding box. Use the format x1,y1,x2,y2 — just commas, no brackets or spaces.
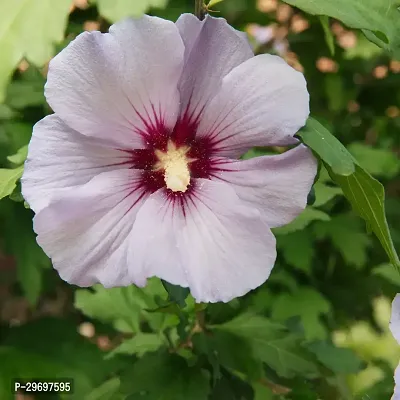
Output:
298,118,355,176
271,288,331,340
307,341,363,374
273,207,330,235
0,0,71,101
0,165,23,201
277,230,314,274
162,280,190,308
106,333,164,359
213,314,319,378
314,215,372,268
327,163,400,272
281,0,400,56
347,142,400,179
94,0,168,22
74,278,167,333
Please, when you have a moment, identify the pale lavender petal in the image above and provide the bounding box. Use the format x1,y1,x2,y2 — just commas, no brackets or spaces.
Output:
394,363,400,400
33,169,148,288
196,54,309,157
45,16,184,148
128,179,276,303
176,14,253,120
209,145,317,228
391,294,400,344
21,115,132,213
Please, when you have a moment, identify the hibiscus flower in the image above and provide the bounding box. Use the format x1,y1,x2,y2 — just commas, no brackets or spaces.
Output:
22,14,316,302
390,295,400,399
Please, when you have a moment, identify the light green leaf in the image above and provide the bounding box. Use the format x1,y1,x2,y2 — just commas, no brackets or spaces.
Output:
106,333,164,358
298,118,355,176
344,33,383,59
327,164,400,272
94,0,168,22
0,0,71,101
74,279,167,333
373,263,400,286
320,16,335,55
347,142,400,179
313,181,343,207
314,215,372,268
86,378,122,400
307,341,363,374
271,288,331,340
0,165,23,201
7,145,28,165
213,314,319,378
281,0,400,56
208,0,224,8
273,207,330,235
277,230,315,274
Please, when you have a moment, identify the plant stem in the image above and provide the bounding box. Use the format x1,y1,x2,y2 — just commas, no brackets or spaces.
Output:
195,0,206,20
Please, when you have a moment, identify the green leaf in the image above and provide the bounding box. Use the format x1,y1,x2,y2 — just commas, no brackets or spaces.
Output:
74,278,167,333
281,0,400,56
298,118,400,272
313,181,342,207
0,200,50,305
273,207,330,235
277,230,315,274
0,0,71,101
0,318,120,400
319,16,335,55
213,314,319,378
106,333,164,358
297,118,355,176
86,378,122,400
271,288,331,340
314,215,372,268
0,165,23,201
162,280,190,307
6,67,46,109
373,263,400,286
121,352,211,399
307,341,363,374
347,142,400,179
327,163,400,272
94,0,168,22
7,145,28,165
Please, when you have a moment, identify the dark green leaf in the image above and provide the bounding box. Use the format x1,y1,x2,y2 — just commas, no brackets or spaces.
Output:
162,280,190,307
121,352,211,399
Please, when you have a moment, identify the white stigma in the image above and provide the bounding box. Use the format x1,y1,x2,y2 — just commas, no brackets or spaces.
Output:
154,141,192,192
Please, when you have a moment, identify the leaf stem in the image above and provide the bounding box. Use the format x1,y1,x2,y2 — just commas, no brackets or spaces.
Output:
195,0,206,20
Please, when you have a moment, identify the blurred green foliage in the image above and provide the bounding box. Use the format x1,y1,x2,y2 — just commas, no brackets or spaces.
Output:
0,0,399,399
